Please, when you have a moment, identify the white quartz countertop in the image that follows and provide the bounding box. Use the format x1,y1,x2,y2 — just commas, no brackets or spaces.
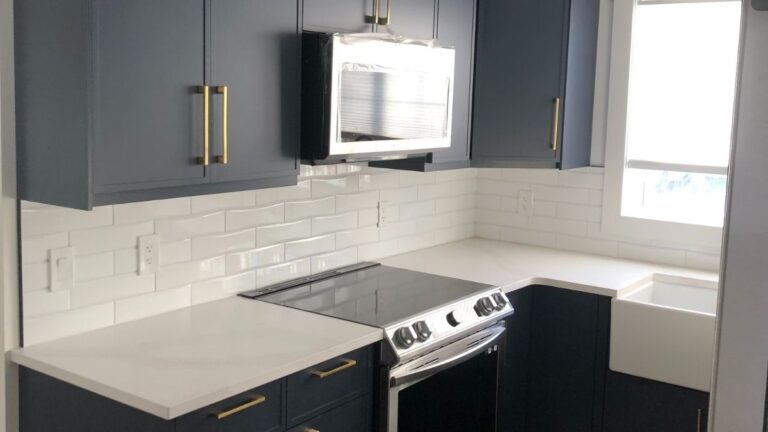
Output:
10,297,383,420
11,238,718,421
381,238,718,297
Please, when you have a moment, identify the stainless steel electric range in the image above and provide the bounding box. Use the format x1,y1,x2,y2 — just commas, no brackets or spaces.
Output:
239,262,514,432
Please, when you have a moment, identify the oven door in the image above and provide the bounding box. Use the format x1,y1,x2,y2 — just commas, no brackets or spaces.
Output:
386,322,506,432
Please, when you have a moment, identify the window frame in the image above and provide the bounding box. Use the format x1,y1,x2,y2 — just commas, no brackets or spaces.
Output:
601,0,738,250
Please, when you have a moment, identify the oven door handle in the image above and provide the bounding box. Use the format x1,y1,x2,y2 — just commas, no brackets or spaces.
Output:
390,324,506,388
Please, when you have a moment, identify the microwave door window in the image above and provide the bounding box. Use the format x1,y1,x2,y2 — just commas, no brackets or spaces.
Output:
338,66,450,144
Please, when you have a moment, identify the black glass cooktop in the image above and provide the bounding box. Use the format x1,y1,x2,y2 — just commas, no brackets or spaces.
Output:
239,263,494,328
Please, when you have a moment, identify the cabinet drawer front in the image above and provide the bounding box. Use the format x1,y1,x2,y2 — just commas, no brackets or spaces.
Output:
287,396,372,432
286,346,373,426
176,380,282,432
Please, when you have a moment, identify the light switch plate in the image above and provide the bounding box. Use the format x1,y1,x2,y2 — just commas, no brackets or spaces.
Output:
49,247,75,291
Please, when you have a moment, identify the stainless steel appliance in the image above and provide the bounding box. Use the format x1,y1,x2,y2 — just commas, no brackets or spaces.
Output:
301,33,456,163
239,262,514,431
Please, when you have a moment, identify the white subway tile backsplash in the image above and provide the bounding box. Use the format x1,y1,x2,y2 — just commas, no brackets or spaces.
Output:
191,229,256,259
285,196,335,221
70,222,154,256
115,285,191,323
312,212,358,236
22,232,69,264
156,256,225,290
24,303,115,346
71,273,155,308
256,259,311,288
156,212,225,242
226,203,284,231
20,164,718,345
113,198,190,225
21,205,112,237
285,235,335,260
226,244,284,274
311,248,358,273
256,219,312,247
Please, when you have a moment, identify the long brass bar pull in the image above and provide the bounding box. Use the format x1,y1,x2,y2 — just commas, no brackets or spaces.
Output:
365,0,380,23
304,429,320,432
696,408,702,432
310,358,357,379
215,85,228,164
197,85,210,166
377,0,391,25
551,97,561,152
214,395,266,420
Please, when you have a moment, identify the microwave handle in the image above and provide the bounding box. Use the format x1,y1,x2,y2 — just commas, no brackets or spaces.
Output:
390,324,506,387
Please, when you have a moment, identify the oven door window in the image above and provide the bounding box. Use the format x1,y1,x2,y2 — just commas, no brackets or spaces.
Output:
397,348,499,432
338,64,451,143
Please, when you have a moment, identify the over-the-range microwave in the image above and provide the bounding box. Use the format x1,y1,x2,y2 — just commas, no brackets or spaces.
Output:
301,32,456,164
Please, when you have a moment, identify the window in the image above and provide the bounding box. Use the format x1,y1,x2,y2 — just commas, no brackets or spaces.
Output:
603,0,742,243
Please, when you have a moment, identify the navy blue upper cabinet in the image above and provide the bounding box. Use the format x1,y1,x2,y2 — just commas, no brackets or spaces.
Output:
471,0,599,169
370,0,476,172
15,0,300,210
302,0,376,33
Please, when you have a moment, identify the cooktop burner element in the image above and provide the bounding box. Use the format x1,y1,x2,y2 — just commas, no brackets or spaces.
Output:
239,262,514,363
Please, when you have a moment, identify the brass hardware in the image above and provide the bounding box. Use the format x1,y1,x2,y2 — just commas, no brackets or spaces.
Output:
304,429,320,432
696,408,702,432
197,85,210,166
377,0,391,25
551,97,561,152
213,395,266,420
365,0,380,23
214,85,228,164
310,358,357,379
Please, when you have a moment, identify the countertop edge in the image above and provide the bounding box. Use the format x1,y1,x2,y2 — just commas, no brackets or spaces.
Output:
11,329,384,420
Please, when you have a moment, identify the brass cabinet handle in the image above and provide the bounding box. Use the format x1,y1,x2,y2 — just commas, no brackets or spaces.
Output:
213,395,266,420
551,97,561,152
214,85,228,164
696,408,702,432
197,85,210,166
377,0,391,25
304,429,320,432
365,0,380,23
310,358,357,379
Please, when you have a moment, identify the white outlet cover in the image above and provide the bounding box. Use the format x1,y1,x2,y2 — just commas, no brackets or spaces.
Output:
139,235,160,275
518,190,534,216
378,201,391,228
49,247,75,292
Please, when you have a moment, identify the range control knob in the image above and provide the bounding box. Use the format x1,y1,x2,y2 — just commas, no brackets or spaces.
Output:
475,297,496,316
446,311,462,327
492,293,508,310
412,321,432,342
393,327,416,348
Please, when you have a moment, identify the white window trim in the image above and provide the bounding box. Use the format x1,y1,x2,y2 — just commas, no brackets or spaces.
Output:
601,0,728,251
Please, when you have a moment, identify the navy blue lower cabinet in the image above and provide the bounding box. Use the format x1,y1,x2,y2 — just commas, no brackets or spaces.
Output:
286,396,372,432
497,286,611,432
603,371,709,432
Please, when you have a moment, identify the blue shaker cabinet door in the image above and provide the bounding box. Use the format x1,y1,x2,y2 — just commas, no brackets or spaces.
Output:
208,0,300,184
303,0,376,33
92,0,208,193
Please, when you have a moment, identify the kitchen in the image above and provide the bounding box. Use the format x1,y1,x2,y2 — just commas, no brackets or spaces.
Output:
0,0,766,431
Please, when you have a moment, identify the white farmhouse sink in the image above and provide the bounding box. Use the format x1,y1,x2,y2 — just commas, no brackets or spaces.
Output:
610,275,718,392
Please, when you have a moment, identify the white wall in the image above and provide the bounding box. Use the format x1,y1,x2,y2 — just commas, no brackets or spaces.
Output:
0,0,20,429
710,2,768,430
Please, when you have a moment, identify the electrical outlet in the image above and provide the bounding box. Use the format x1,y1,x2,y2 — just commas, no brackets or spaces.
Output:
49,247,74,291
518,190,534,216
139,235,160,275
378,201,391,228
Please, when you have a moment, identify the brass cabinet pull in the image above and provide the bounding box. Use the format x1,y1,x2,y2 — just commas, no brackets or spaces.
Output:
696,408,702,432
197,85,210,166
310,358,357,379
377,0,391,25
213,395,266,420
214,85,228,164
551,97,561,152
304,429,320,432
365,0,380,23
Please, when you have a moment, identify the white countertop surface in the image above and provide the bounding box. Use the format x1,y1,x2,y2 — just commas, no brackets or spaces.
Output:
10,297,383,420
11,238,718,421
380,238,718,297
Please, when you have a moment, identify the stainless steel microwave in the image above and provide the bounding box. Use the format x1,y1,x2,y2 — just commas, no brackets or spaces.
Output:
301,32,456,163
